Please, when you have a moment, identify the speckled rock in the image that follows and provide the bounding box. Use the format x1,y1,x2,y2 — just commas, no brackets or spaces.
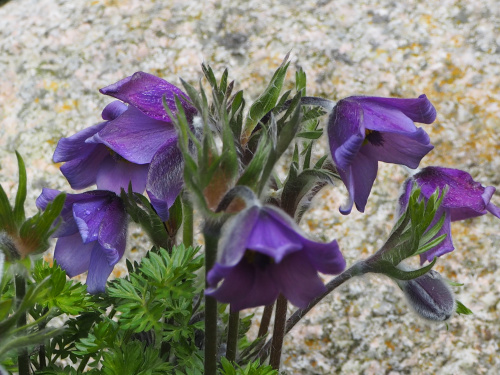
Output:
1,0,499,374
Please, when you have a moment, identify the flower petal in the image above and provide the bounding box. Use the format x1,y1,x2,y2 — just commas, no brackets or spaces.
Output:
97,198,128,266
272,252,326,308
354,94,437,125
415,167,490,213
327,99,365,171
72,193,117,244
99,71,196,122
86,244,114,294
101,100,127,121
362,128,433,169
245,208,303,262
217,206,261,267
53,122,107,163
206,260,280,311
338,150,379,214
96,156,149,194
60,146,109,190
54,233,93,277
88,106,178,164
146,138,184,221
300,238,345,275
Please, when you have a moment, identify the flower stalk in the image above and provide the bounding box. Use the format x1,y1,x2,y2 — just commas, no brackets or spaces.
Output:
226,310,240,362
15,273,30,375
269,294,287,370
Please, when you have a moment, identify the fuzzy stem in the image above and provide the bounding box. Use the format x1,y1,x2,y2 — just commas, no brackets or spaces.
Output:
258,303,274,338
182,195,194,247
226,310,239,362
204,223,220,375
15,274,30,375
259,263,362,362
269,294,287,370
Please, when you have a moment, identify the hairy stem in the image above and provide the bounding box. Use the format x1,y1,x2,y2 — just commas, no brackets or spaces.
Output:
269,294,287,370
226,310,239,362
183,195,194,247
258,303,274,338
15,274,30,375
204,223,220,375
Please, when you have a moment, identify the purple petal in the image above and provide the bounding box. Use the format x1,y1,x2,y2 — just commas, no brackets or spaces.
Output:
415,167,490,214
362,128,433,169
300,238,345,275
101,100,127,121
54,233,93,277
353,94,437,124
96,156,149,194
99,71,196,122
398,178,414,216
487,202,500,219
146,138,184,221
420,207,454,264
217,206,261,267
97,198,128,266
86,244,114,294
206,260,280,311
72,194,118,244
245,208,303,262
37,189,111,238
327,99,365,171
53,122,107,163
87,106,178,164
338,150,379,214
272,252,326,308
60,146,109,190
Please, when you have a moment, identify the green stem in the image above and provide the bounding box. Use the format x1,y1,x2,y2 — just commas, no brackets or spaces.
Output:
226,310,239,362
183,195,194,247
204,223,220,375
15,274,30,375
269,294,287,370
258,303,274,338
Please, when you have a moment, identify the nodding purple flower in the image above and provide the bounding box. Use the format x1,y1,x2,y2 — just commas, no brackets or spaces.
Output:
399,166,500,263
327,95,436,215
53,72,197,220
36,188,128,294
206,204,346,311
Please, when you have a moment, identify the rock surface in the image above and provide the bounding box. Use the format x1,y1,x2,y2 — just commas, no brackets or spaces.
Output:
1,0,499,374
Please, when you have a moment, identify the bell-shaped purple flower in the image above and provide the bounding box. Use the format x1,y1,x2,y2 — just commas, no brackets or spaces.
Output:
54,72,197,220
36,188,128,294
327,95,436,214
206,204,346,311
399,166,500,263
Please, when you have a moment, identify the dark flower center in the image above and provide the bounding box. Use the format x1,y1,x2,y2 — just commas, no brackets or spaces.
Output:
244,250,274,268
107,147,129,163
364,129,384,146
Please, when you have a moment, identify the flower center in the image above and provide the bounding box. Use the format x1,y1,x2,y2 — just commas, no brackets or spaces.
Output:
364,129,384,146
244,250,274,268
107,147,129,163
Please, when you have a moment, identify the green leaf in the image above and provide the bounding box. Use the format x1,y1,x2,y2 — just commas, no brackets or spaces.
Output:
242,54,290,144
295,68,307,94
296,130,323,139
368,257,437,281
13,151,27,226
120,186,171,249
456,300,473,315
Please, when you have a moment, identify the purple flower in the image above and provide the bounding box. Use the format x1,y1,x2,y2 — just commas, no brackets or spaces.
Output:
54,72,197,220
36,188,128,293
399,166,500,263
327,95,436,214
206,204,346,311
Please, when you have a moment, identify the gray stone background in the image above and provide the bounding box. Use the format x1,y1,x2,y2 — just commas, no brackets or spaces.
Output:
1,0,499,374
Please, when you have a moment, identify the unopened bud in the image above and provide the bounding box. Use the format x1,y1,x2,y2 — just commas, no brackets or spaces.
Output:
0,231,21,261
397,269,455,322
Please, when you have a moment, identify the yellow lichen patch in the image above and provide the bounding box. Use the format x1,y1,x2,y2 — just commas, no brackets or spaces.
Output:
385,340,395,351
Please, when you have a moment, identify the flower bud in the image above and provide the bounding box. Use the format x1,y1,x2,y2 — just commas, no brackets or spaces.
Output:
397,269,455,321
